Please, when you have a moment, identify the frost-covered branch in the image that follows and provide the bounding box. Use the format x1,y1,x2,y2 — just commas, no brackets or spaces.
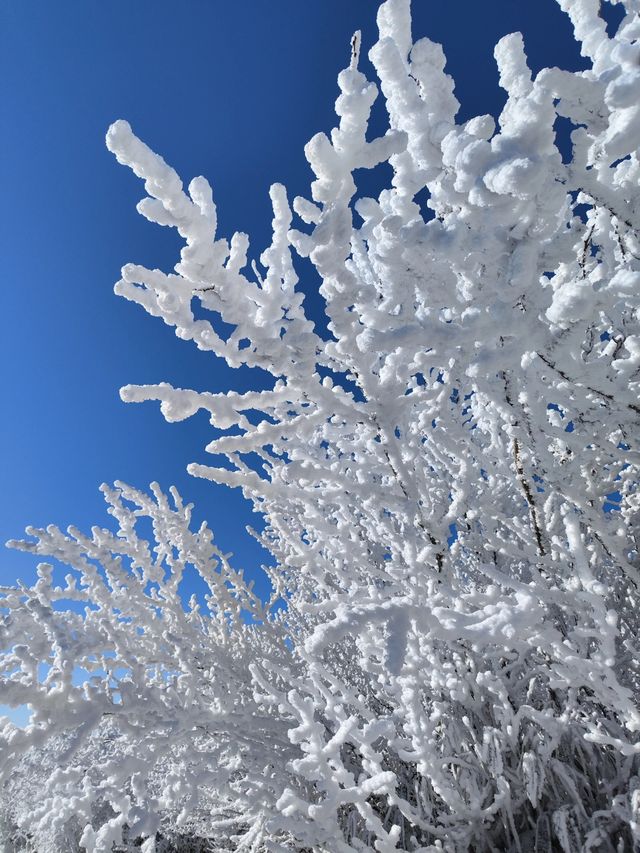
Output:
3,0,640,850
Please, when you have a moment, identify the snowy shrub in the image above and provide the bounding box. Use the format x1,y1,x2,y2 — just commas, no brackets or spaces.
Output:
2,0,640,850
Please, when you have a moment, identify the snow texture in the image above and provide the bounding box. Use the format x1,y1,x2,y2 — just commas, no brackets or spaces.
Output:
2,0,640,850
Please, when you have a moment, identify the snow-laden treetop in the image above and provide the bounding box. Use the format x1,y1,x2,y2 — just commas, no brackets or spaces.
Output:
105,0,640,599
2,0,640,850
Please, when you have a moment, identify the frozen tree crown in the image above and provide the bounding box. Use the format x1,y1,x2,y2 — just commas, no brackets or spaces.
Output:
2,1,640,850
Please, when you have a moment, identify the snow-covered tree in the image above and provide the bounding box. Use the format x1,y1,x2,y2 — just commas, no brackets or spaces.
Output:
2,0,640,850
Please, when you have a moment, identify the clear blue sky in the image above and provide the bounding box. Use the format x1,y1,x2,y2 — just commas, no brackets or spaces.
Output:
1,0,599,597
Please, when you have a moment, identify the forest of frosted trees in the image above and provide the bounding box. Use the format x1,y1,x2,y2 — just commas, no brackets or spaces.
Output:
2,0,640,850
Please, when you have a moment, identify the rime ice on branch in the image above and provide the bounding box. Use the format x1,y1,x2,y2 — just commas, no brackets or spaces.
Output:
3,0,640,850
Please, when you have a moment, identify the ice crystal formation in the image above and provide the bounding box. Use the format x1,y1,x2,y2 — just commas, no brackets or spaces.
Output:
2,0,640,850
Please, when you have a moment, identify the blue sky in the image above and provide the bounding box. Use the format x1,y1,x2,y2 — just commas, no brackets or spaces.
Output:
1,0,597,598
